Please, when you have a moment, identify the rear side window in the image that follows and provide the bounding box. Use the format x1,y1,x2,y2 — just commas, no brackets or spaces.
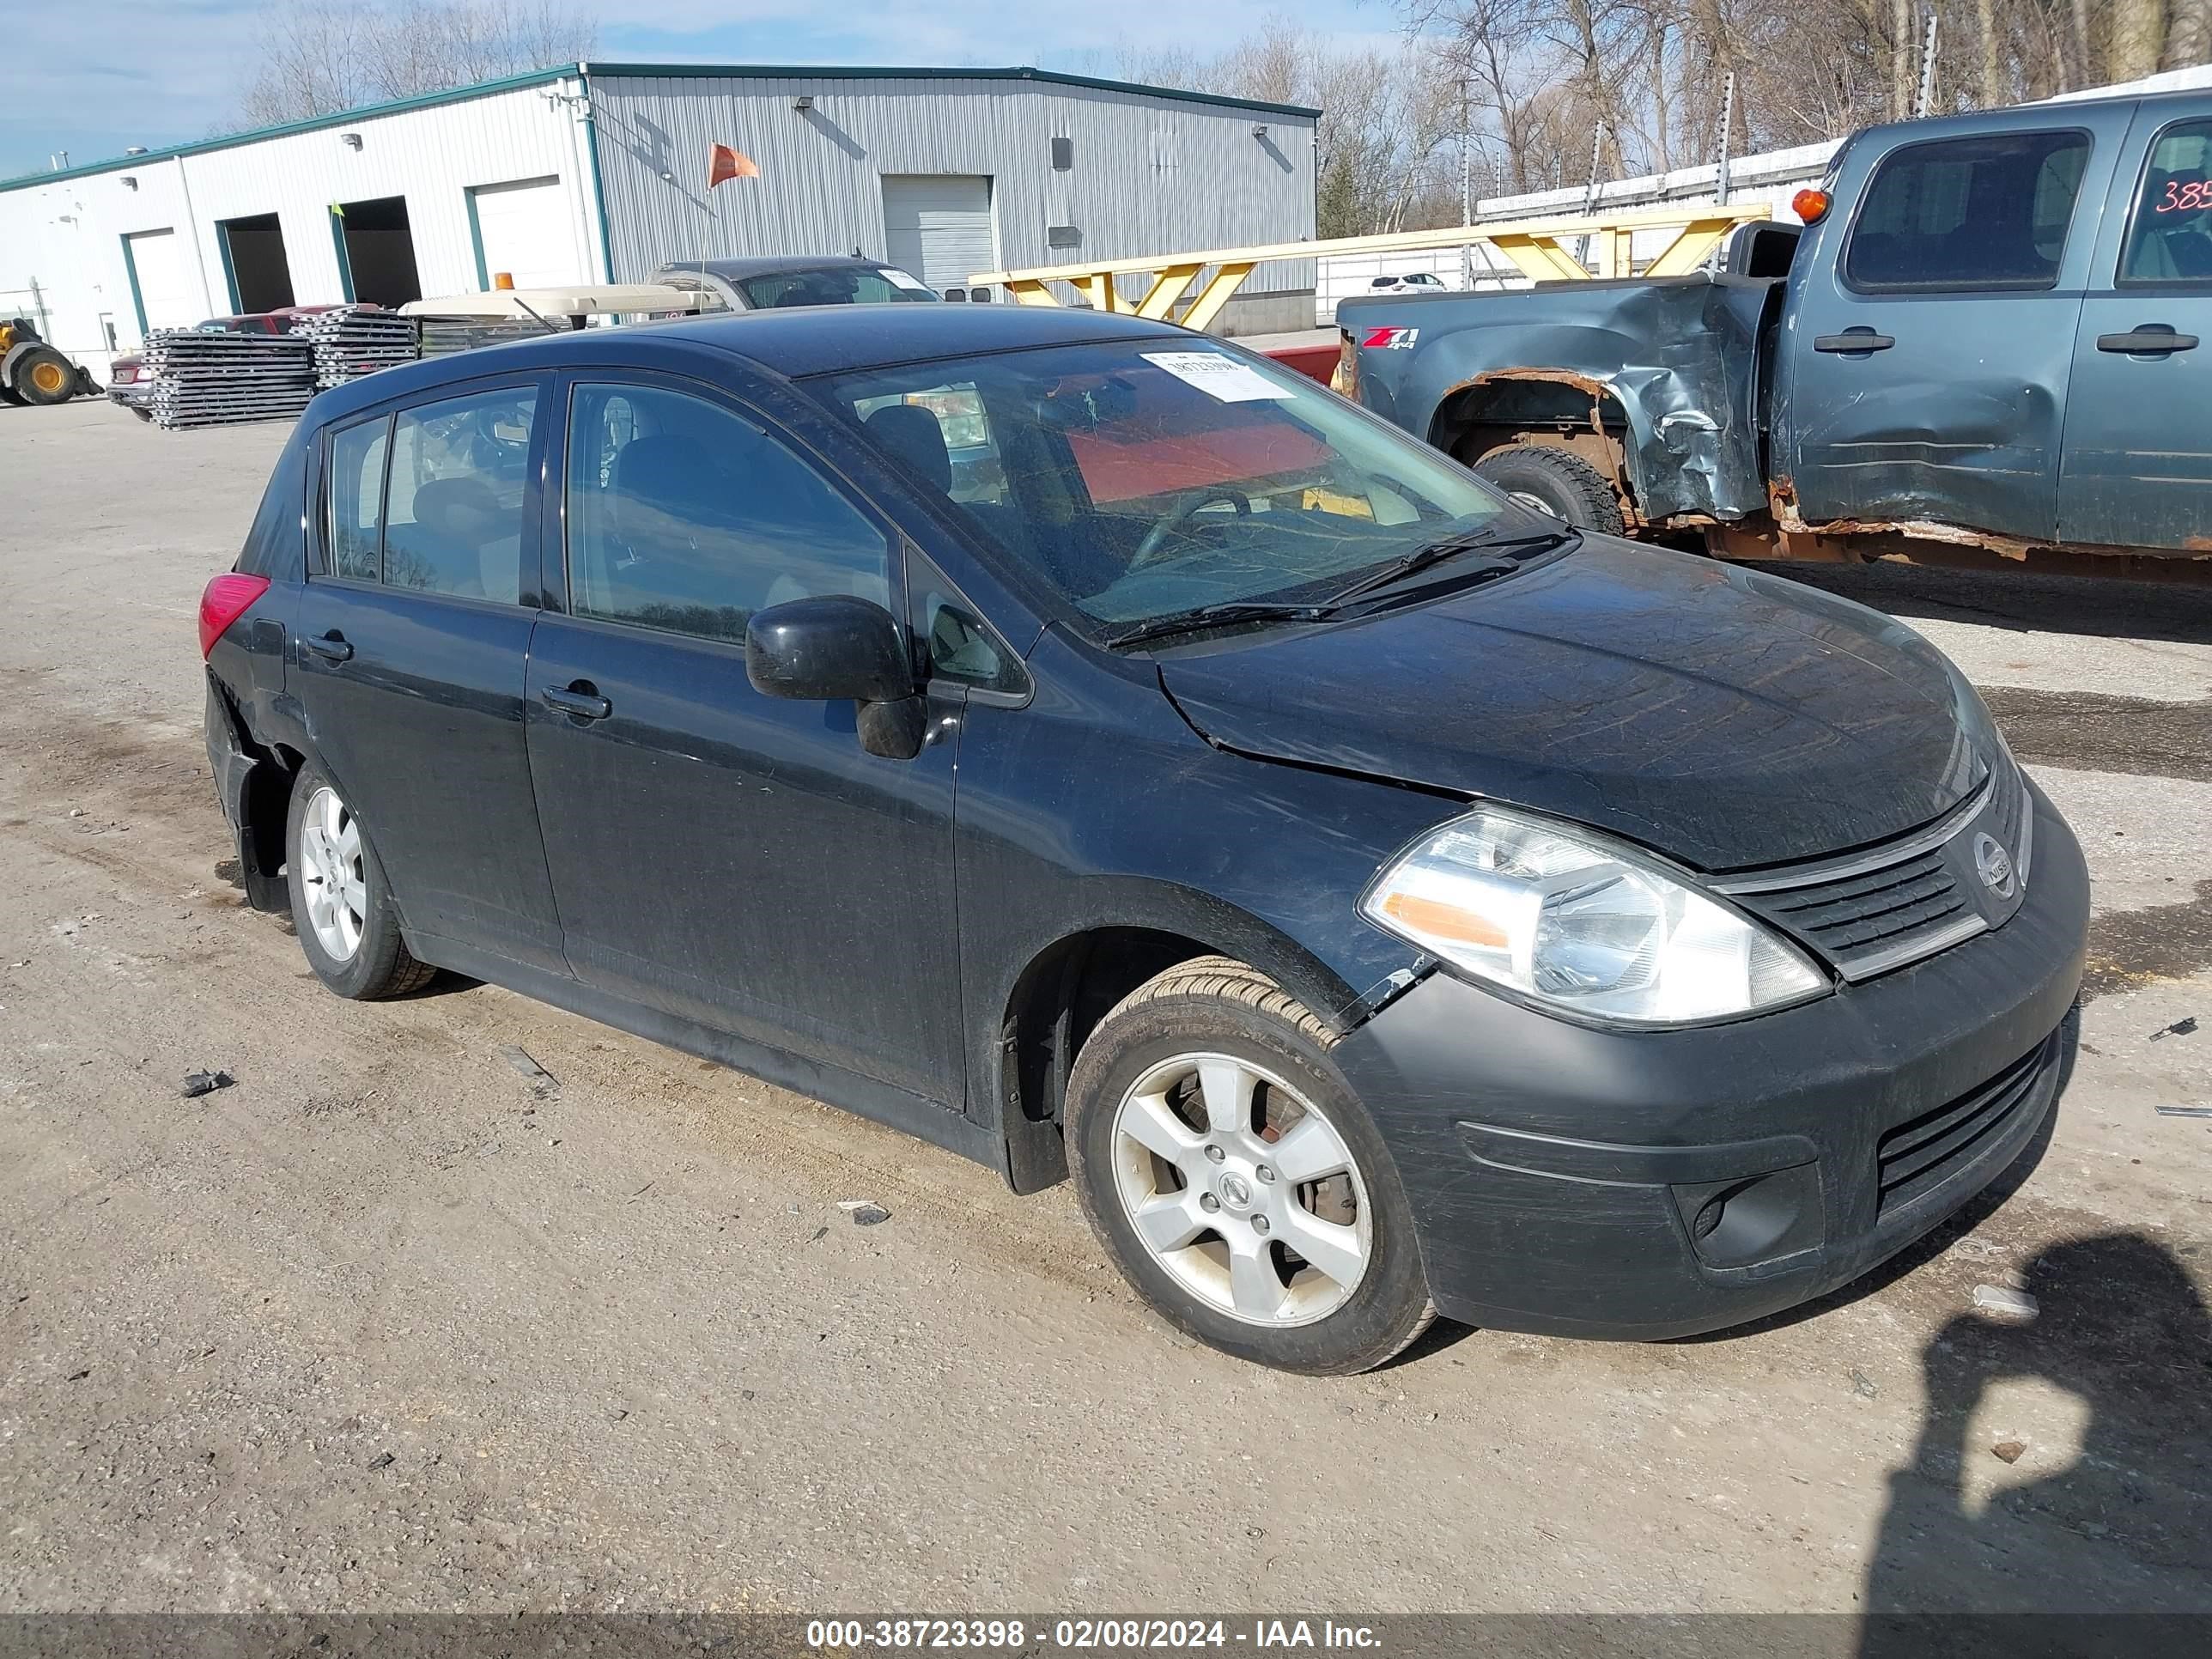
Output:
320,386,537,599
381,388,537,601
2121,119,2212,283
1844,130,2091,291
327,418,386,581
564,382,890,646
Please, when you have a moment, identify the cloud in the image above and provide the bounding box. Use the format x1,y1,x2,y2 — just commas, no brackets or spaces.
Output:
599,0,1389,70
2,1,270,175
3,0,1404,179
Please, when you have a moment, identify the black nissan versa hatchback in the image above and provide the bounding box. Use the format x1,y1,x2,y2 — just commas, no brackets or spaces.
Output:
199,306,2087,1374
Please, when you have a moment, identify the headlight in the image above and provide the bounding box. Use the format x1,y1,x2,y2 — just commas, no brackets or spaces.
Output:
1360,807,1827,1025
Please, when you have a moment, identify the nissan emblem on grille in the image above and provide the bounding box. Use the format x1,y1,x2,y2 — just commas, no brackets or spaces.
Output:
1974,833,2016,897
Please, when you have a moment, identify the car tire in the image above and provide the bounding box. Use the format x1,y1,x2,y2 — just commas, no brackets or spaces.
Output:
1468,444,1626,535
12,345,80,407
284,763,436,1000
1066,955,1436,1375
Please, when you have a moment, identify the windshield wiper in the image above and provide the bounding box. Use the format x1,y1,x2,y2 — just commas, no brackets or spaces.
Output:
1100,600,1328,652
1317,526,1579,613
1097,526,1578,651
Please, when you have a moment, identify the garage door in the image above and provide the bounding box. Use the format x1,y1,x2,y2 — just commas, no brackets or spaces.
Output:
469,176,582,291
881,176,994,293
123,228,201,337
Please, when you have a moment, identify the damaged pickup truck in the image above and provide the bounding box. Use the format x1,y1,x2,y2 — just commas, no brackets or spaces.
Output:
1338,88,2212,579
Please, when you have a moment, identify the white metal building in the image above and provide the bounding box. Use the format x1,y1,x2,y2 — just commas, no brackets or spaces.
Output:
0,63,1320,378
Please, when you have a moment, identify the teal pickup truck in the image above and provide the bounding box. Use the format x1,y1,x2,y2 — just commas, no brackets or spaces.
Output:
1337,88,2212,580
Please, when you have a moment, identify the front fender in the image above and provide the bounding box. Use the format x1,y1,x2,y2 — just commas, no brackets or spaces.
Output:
1343,283,1771,521
951,629,1455,1139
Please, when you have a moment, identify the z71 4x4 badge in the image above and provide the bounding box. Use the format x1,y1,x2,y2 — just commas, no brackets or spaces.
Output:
1361,326,1419,349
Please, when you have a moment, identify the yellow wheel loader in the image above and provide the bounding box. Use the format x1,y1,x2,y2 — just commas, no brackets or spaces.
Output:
0,319,98,406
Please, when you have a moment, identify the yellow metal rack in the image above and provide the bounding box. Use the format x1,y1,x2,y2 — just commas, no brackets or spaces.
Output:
968,203,1773,331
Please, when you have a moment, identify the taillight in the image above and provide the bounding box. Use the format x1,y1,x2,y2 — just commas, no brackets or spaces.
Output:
198,572,270,659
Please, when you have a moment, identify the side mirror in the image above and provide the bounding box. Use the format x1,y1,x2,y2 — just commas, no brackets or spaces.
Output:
745,595,927,760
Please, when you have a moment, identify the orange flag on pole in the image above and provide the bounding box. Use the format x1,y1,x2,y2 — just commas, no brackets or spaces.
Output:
708,143,760,188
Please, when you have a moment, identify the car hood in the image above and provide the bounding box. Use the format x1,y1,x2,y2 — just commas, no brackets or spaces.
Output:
1154,538,1989,872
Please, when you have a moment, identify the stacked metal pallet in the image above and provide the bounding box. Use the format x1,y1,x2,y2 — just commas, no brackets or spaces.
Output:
291,306,419,387
145,330,317,429
415,315,553,358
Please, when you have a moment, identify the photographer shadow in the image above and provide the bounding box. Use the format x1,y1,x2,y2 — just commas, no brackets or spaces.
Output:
1860,1231,2212,1656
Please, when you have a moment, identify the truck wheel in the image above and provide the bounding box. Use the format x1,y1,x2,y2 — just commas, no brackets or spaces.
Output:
13,346,79,406
1470,445,1626,535
1066,955,1436,1375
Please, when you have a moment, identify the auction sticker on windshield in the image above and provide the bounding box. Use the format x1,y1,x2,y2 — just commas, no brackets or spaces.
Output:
883,268,932,291
1140,351,1295,403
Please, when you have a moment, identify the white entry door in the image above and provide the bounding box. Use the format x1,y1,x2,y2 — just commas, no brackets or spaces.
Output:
470,176,582,291
881,175,995,293
124,228,201,338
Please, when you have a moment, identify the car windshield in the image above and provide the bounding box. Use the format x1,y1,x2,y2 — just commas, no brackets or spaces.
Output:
738,267,938,308
813,338,1515,631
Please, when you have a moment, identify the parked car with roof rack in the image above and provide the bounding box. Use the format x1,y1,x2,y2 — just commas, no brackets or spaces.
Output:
653,255,947,311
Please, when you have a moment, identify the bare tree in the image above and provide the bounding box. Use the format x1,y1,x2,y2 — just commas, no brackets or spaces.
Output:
1398,0,2203,191
234,0,597,128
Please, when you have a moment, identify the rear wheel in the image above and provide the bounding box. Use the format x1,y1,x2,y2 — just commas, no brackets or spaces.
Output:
1468,443,1626,535
284,764,434,1000
14,346,78,407
1066,956,1435,1374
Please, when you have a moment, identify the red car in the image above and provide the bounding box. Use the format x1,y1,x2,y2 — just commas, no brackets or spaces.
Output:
107,304,344,419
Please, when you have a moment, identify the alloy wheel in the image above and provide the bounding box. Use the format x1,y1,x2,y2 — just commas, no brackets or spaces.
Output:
1109,1051,1371,1327
297,785,366,963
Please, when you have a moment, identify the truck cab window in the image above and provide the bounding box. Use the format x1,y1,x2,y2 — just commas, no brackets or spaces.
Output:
2121,119,2212,283
1844,131,2091,291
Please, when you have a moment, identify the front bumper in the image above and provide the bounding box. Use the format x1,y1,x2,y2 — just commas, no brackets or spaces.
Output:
1332,776,2088,1340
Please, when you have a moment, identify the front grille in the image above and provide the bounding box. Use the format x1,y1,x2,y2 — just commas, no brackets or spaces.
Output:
1713,762,2029,981
1752,842,1972,961
1875,1036,2052,1215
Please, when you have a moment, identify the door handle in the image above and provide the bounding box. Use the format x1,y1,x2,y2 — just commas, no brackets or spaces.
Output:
1814,329,1896,353
543,683,612,721
302,632,354,663
2096,326,2198,355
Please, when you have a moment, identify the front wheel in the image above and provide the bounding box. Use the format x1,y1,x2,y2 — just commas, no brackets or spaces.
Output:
1066,957,1435,1374
13,346,80,407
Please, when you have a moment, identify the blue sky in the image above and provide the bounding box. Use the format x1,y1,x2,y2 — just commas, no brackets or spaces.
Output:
2,0,1395,180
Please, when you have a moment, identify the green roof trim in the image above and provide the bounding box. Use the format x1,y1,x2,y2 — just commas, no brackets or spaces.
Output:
2,66,577,193
3,59,1317,193
582,62,1323,121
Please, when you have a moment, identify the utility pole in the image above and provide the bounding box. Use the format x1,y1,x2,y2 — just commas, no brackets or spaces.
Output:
1914,10,1942,118
1460,77,1476,291
1578,124,1605,272
1713,71,1735,205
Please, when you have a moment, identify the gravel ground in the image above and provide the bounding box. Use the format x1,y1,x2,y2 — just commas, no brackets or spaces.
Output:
3,398,2209,1617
